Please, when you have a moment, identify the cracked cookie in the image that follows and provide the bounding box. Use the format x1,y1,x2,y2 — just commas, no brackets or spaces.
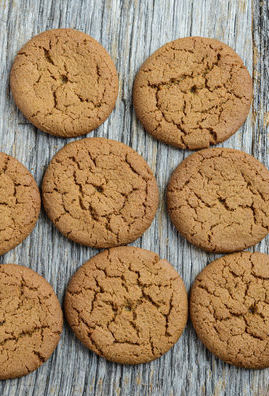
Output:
0,264,63,379
0,153,40,255
10,28,118,137
64,246,188,364
190,252,269,368
133,37,252,149
42,138,159,248
167,148,269,252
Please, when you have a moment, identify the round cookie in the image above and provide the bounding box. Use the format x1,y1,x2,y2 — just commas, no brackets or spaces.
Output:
64,246,188,364
0,264,63,379
190,252,269,368
42,138,159,248
0,153,40,255
10,28,118,138
167,147,269,253
133,37,252,150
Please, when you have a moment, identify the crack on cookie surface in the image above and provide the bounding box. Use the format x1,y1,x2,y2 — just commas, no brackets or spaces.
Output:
167,148,269,252
134,37,252,149
64,247,187,364
42,138,159,248
190,252,269,368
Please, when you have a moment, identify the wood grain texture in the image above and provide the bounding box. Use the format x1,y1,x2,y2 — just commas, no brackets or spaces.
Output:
0,0,268,395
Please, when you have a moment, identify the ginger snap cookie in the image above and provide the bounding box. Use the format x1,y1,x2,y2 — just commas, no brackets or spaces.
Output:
10,28,118,137
42,138,159,248
133,37,252,149
64,246,188,364
167,148,269,253
0,153,40,255
190,252,269,368
0,264,63,379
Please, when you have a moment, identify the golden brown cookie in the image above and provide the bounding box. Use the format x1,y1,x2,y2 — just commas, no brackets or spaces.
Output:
167,148,269,252
10,28,118,137
0,264,63,379
133,37,252,149
0,153,40,255
42,138,159,248
190,252,269,368
64,246,188,364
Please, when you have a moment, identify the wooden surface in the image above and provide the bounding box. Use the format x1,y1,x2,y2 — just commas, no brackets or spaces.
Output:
0,0,268,395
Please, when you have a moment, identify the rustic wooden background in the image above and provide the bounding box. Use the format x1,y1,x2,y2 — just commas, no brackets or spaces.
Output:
0,0,268,395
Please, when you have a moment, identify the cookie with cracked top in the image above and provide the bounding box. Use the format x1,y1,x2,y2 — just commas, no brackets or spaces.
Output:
0,152,40,255
0,264,63,379
190,252,269,368
10,28,118,137
42,137,159,248
167,147,269,252
64,246,188,364
133,36,252,149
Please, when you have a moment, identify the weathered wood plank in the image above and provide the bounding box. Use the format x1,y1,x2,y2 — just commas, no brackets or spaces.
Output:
0,0,268,395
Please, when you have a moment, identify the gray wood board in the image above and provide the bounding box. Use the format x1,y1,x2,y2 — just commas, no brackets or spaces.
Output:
0,0,268,395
